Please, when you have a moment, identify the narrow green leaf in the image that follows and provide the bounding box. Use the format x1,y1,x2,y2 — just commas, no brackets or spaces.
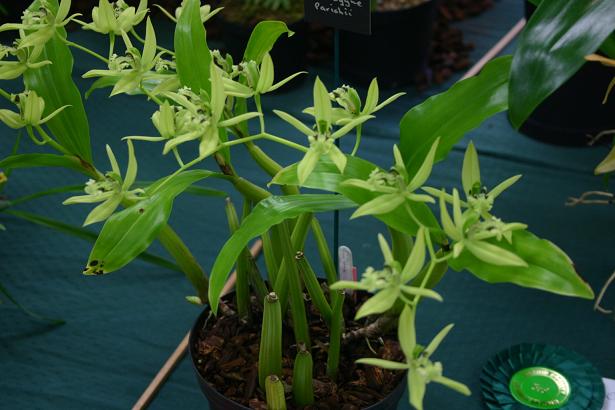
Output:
0,279,64,325
6,209,180,272
0,153,92,176
208,195,355,313
400,56,511,177
509,0,615,128
174,0,211,93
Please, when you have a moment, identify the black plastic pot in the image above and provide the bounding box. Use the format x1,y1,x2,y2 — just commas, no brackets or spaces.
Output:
219,18,308,90
518,1,615,145
189,302,407,410
339,0,437,88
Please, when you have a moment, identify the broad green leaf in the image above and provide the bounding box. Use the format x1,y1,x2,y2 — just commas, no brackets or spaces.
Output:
400,56,511,177
24,0,92,162
449,230,594,299
356,358,410,370
0,153,92,176
243,21,293,63
509,0,615,128
85,170,212,274
6,209,180,272
208,194,356,314
174,0,211,93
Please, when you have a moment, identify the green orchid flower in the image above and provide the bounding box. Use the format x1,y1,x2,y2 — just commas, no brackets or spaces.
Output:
81,0,148,35
0,0,81,50
0,90,68,129
159,1,222,23
331,231,442,319
274,77,374,184
0,44,51,80
303,78,405,124
343,140,439,219
438,188,527,267
423,141,522,219
356,305,470,410
126,62,261,161
63,141,144,226
233,53,306,96
83,17,165,96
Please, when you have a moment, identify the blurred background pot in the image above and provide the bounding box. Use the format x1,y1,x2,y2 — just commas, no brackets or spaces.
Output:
339,0,437,88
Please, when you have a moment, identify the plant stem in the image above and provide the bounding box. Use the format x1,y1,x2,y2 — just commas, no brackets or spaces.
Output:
158,224,209,303
262,132,308,152
108,33,115,60
275,222,311,348
262,230,280,286
265,375,287,410
293,343,315,406
254,93,266,134
310,218,338,286
326,290,345,380
225,198,250,319
35,125,72,156
350,124,362,156
63,39,109,63
273,213,312,309
295,251,333,326
0,88,12,101
258,292,283,390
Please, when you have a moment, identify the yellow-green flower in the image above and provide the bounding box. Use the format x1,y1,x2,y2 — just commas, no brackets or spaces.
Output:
0,90,68,129
82,0,148,35
63,141,144,226
0,0,80,50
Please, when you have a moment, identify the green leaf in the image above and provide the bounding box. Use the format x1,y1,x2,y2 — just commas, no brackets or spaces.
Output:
85,170,213,274
400,56,511,177
24,0,92,162
0,153,92,176
449,230,594,299
5,209,180,272
208,194,356,314
509,0,615,128
174,0,211,94
243,21,293,63
356,358,410,370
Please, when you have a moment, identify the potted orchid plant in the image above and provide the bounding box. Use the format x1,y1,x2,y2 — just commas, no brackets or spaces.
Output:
0,0,595,408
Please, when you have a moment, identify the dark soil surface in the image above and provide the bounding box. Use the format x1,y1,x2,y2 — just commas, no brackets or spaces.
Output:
192,291,405,410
